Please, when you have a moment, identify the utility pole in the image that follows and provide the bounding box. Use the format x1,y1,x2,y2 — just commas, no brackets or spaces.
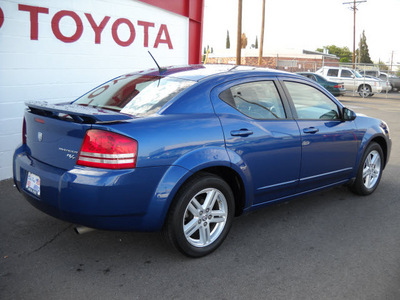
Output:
343,0,366,68
391,50,394,72
236,0,243,65
258,0,266,66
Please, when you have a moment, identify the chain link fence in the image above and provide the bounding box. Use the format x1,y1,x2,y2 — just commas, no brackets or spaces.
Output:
205,55,400,96
277,60,400,76
276,60,400,97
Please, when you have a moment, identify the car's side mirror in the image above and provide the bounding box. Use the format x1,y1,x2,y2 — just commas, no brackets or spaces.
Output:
343,107,356,121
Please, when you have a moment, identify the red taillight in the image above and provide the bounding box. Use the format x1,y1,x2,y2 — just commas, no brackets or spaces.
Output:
22,118,27,144
77,129,138,169
34,117,45,124
334,85,342,88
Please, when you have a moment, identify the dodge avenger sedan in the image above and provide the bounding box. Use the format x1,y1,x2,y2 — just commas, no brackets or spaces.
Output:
13,65,391,257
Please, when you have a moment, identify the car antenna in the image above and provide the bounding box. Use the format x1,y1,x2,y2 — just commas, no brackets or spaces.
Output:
148,51,167,74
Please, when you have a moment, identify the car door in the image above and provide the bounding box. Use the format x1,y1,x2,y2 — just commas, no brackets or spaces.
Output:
281,80,358,192
339,69,357,92
211,78,302,205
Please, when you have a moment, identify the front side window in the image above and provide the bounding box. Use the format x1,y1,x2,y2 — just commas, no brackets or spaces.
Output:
341,70,353,78
219,81,286,120
285,82,340,120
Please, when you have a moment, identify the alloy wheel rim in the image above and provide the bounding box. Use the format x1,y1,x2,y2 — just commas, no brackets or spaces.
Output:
359,86,371,97
362,150,381,189
183,188,228,248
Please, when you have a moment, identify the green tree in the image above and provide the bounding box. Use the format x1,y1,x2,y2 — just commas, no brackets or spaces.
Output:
356,30,372,64
226,30,230,49
316,45,352,62
377,60,389,71
241,33,248,49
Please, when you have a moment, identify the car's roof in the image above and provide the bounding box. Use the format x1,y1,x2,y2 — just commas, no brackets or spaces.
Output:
297,72,317,74
126,64,292,82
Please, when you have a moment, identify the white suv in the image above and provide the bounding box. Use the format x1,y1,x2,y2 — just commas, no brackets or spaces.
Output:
316,67,382,97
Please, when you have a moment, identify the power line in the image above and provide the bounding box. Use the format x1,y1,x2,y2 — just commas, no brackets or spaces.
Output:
343,0,367,67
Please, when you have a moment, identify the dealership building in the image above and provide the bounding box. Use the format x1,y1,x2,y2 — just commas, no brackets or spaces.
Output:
0,0,204,180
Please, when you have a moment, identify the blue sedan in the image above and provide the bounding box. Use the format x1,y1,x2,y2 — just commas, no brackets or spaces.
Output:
13,65,391,257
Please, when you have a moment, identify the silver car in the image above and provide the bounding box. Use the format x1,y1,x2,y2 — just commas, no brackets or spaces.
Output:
316,67,383,97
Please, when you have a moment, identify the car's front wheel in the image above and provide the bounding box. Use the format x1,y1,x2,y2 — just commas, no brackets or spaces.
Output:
350,142,384,195
164,173,235,257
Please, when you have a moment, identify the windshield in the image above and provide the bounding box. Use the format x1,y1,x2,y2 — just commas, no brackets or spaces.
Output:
74,74,195,117
354,70,363,78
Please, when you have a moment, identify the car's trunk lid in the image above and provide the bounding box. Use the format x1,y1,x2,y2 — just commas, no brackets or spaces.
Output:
25,101,133,170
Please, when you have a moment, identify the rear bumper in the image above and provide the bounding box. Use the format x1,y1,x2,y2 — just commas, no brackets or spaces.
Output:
13,145,172,231
332,88,346,96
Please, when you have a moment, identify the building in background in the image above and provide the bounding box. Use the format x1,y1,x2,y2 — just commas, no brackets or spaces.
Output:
206,48,340,72
0,0,204,180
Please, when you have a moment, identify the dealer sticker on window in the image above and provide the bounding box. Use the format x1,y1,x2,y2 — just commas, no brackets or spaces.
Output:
26,172,41,197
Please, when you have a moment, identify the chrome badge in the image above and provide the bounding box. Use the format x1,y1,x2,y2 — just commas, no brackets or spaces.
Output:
37,132,43,142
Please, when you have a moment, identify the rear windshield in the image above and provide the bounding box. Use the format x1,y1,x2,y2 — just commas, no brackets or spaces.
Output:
74,74,195,117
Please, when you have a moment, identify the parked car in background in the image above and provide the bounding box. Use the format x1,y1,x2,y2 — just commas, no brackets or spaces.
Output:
379,72,400,92
13,65,391,257
359,69,380,78
297,72,346,96
363,75,392,93
316,67,382,97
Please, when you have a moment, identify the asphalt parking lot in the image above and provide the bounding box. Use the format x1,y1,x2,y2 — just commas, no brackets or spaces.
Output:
1,93,400,300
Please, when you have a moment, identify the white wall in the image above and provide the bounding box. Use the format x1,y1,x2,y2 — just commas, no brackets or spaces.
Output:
0,0,189,180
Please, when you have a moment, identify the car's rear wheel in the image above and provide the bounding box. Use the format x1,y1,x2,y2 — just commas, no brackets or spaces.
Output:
350,142,383,195
163,173,235,257
358,84,372,97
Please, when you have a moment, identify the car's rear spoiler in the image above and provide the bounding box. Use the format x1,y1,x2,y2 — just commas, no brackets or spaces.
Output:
26,101,133,124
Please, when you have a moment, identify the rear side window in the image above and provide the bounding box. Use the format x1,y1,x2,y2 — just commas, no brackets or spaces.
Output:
75,74,195,117
327,69,339,77
315,74,326,83
285,82,340,120
219,81,286,120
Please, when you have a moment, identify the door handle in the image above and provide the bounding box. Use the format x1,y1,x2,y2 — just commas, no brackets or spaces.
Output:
303,127,319,134
230,129,254,137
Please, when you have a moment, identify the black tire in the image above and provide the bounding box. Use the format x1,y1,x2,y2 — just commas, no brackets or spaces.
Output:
350,142,384,195
358,85,372,97
163,173,235,257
